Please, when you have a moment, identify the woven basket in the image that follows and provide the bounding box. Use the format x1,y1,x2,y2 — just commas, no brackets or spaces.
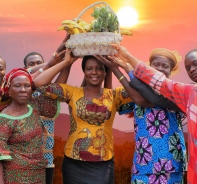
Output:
65,2,122,57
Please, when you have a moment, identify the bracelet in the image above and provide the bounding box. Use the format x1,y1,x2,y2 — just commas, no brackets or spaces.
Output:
53,52,57,57
27,68,32,74
39,68,44,73
118,75,125,82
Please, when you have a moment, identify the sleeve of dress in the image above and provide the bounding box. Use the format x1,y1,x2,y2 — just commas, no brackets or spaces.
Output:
133,62,191,113
113,87,133,110
0,117,12,161
33,83,75,118
128,71,183,112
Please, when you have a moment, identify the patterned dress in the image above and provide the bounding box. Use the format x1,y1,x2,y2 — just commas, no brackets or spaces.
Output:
133,62,197,183
37,83,132,162
32,91,57,168
118,101,187,184
132,104,186,184
0,95,59,184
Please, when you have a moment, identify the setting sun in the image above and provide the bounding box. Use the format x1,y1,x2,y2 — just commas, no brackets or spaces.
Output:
117,6,139,28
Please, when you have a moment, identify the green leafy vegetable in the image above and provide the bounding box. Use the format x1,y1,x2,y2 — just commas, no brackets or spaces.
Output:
91,5,119,32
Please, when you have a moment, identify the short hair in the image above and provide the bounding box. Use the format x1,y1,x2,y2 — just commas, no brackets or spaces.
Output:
0,56,6,68
81,55,108,73
185,49,197,58
23,52,44,67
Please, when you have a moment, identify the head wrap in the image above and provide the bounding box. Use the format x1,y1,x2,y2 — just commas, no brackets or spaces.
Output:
1,68,33,97
149,48,182,75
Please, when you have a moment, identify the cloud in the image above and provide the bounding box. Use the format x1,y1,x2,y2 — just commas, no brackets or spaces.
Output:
0,14,25,22
0,14,58,33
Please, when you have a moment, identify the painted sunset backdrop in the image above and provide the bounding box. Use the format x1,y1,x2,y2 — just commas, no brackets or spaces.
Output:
0,1,192,183
0,0,195,131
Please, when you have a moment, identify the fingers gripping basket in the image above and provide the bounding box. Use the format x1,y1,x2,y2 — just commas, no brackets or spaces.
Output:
65,2,122,57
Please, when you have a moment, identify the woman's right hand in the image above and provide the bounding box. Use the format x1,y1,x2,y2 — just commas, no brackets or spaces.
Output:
62,48,79,67
48,50,67,67
116,60,134,74
56,34,70,55
111,44,131,62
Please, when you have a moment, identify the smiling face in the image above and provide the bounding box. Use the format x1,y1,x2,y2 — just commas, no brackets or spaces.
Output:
184,51,197,82
150,56,172,78
9,76,32,105
0,58,6,85
84,57,106,87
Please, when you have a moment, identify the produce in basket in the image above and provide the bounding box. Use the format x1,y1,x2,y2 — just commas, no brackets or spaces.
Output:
90,5,119,32
57,2,132,56
57,5,132,36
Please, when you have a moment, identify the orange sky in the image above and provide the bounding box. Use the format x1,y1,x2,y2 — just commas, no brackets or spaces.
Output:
0,0,196,131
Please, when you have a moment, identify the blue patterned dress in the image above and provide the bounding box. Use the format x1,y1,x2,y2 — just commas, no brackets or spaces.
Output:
119,103,187,184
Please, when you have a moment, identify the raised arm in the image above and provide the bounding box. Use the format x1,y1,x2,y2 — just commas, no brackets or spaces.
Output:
104,69,112,88
55,65,72,83
112,44,190,113
128,71,182,112
30,34,70,79
30,50,66,79
94,55,153,107
27,63,45,75
113,56,183,111
111,44,141,69
33,48,78,87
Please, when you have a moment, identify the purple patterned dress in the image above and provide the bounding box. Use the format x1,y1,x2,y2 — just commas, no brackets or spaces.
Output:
130,104,187,184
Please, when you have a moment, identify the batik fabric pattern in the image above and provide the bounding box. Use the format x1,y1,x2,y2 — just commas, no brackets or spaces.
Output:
134,62,197,184
0,95,59,184
0,91,11,111
37,83,132,162
32,90,58,168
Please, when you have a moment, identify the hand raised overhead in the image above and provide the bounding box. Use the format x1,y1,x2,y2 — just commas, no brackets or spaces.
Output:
110,44,131,62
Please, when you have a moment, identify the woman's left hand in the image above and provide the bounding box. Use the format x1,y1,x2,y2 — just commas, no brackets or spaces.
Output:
94,55,120,72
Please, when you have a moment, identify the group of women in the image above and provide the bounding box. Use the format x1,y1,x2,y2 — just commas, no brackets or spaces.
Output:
0,34,196,184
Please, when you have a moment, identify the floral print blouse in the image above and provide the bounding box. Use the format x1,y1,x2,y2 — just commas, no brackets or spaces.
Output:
132,104,187,175
119,102,187,178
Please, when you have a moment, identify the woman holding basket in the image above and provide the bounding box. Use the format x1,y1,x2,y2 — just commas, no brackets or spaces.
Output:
33,48,153,184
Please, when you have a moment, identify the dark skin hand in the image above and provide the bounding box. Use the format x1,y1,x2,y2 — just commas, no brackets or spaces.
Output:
33,48,79,88
29,34,70,79
56,34,70,59
31,49,67,80
94,55,153,107
55,48,79,83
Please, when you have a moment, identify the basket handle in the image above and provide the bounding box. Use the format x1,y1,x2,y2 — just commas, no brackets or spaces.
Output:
74,1,120,32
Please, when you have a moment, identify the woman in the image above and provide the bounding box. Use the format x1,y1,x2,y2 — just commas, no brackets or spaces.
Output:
96,49,187,184
110,44,197,184
0,68,59,184
33,48,153,184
